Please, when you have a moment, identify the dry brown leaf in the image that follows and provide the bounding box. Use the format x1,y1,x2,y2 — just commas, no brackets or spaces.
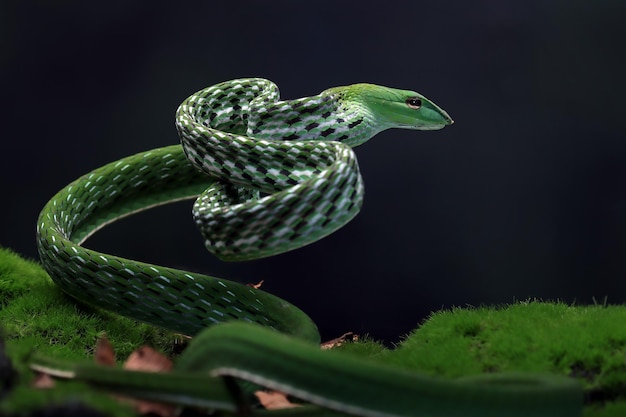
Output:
247,279,265,289
123,346,173,372
120,346,175,416
116,347,176,417
113,392,178,417
91,342,175,417
132,397,177,417
94,337,116,366
32,372,56,389
321,332,358,350
255,390,300,410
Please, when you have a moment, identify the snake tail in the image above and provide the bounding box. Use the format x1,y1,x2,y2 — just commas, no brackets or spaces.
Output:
31,323,583,417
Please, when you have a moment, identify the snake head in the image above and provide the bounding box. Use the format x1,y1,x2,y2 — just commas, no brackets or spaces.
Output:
348,84,453,131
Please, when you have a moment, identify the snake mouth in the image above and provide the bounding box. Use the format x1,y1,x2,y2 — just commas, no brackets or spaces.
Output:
418,123,448,130
421,105,454,128
404,116,453,131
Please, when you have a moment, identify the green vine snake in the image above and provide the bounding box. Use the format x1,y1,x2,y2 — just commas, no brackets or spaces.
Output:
34,79,582,416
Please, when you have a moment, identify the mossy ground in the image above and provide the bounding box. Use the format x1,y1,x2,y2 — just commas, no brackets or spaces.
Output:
0,247,183,416
339,305,626,416
1,246,625,416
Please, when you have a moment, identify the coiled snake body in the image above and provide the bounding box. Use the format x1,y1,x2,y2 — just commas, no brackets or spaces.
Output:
34,79,582,416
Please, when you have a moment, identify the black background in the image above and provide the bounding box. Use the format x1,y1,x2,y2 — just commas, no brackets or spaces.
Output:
2,1,626,344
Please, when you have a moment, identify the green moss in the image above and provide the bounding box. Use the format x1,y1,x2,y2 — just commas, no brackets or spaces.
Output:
333,337,388,360
0,248,184,359
2,247,626,416
385,302,626,391
0,247,183,416
338,305,626,415
337,302,626,415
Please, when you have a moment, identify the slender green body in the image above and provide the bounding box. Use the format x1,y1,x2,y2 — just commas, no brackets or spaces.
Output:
36,145,319,341
34,79,582,416
32,322,582,417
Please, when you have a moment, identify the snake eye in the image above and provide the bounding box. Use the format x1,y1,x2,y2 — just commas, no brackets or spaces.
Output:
406,97,422,110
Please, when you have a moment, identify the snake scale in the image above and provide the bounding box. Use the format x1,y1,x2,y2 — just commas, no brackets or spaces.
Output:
34,79,582,416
